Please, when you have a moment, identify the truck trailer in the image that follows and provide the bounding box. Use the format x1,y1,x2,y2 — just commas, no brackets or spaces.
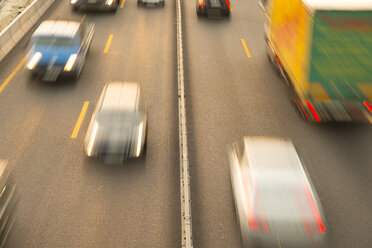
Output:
262,0,372,122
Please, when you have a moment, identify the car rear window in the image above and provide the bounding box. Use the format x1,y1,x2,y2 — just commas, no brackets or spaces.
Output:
208,0,222,7
35,36,74,47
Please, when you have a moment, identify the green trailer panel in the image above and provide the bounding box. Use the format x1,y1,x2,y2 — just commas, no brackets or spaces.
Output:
309,10,372,101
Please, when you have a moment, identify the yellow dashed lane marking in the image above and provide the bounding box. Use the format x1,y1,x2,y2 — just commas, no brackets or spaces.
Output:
0,55,27,93
104,34,114,54
240,38,251,58
71,101,89,139
120,0,126,8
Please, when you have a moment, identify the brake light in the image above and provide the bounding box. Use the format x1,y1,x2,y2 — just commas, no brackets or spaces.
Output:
303,180,325,234
306,101,321,122
274,54,282,68
225,0,230,8
363,101,372,113
297,98,309,120
199,0,204,8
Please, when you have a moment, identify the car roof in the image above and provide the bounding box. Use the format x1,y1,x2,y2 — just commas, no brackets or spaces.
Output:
100,82,140,113
243,137,305,180
33,20,80,38
303,0,372,10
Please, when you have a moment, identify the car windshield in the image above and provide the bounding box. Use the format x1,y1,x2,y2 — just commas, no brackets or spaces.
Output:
34,36,74,47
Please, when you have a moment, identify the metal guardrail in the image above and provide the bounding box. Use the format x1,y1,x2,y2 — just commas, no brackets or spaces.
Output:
176,0,193,247
0,0,55,62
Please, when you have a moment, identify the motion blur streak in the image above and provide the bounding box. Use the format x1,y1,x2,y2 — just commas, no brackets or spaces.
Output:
86,121,99,157
256,187,269,233
291,184,311,235
306,101,321,122
297,98,309,119
303,180,325,234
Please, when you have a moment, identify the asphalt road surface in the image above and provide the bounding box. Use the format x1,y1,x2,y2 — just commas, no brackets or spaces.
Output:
0,0,371,247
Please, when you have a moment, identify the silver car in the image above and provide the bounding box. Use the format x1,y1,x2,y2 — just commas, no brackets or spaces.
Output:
84,82,147,162
228,137,326,248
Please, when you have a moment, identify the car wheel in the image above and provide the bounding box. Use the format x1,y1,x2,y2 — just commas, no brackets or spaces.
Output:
161,1,165,7
137,0,141,6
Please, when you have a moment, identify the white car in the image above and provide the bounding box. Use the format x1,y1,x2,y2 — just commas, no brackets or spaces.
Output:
228,137,326,248
137,0,164,7
84,82,147,163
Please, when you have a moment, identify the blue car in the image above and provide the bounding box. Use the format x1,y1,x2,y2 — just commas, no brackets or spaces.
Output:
25,18,94,81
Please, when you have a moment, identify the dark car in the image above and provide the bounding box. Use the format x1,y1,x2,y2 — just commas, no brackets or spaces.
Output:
71,0,120,12
196,0,231,17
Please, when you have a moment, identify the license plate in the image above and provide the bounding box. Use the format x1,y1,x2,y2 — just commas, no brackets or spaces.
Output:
88,0,97,3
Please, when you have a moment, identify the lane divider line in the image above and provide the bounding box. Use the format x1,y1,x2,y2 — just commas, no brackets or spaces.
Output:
120,0,126,8
71,101,89,139
240,38,251,58
0,55,27,94
176,0,193,246
104,34,114,54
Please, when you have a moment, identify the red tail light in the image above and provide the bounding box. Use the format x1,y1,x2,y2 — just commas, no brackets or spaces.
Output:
274,55,282,68
303,180,325,234
225,0,230,8
363,101,372,113
306,100,321,122
297,98,309,120
199,0,204,8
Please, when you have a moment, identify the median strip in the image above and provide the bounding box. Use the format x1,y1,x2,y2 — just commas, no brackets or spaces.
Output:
176,0,193,246
240,38,251,58
71,101,89,139
0,55,26,93
104,34,114,54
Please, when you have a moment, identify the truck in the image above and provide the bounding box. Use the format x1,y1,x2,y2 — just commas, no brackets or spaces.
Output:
261,0,372,122
25,17,94,81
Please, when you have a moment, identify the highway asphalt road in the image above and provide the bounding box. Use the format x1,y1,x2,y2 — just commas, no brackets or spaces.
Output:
0,0,180,247
0,0,371,247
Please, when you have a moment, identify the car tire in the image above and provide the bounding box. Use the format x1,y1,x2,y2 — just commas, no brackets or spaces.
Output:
137,0,141,6
160,1,165,7
196,9,202,17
